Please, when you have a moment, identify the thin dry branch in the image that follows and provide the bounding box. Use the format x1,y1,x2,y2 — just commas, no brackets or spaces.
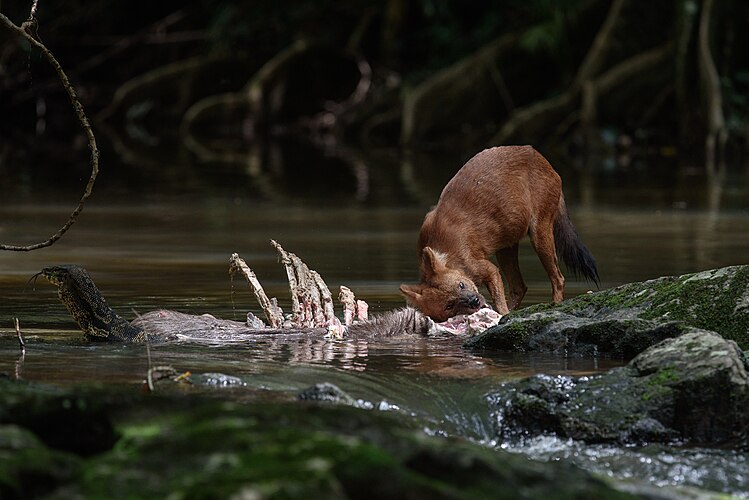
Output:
0,10,99,251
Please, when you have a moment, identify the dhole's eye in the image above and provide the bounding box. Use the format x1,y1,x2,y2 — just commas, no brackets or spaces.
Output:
445,303,454,310
459,282,466,290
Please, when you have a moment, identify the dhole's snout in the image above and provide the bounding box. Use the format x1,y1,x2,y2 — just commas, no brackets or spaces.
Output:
454,289,489,317
461,292,483,310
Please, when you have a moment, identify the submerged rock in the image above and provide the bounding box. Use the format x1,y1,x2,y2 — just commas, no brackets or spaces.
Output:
467,265,749,355
191,372,247,387
487,329,749,448
297,382,358,405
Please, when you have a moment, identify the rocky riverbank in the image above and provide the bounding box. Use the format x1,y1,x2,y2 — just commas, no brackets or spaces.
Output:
467,265,749,356
4,265,749,498
0,376,629,499
486,329,749,448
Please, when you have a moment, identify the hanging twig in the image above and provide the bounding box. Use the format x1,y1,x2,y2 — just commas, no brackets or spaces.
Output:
0,7,99,251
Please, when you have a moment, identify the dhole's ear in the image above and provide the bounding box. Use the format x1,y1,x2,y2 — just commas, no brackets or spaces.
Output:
421,247,448,281
399,284,423,305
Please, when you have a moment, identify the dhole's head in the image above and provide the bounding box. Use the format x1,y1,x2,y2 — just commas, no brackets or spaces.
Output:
399,247,488,322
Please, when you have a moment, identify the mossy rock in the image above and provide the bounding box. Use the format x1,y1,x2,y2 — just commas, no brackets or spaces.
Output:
0,378,631,499
467,265,749,355
0,378,117,456
487,329,749,448
0,424,80,499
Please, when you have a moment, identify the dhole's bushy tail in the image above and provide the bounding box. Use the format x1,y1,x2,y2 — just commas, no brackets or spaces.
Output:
553,197,599,287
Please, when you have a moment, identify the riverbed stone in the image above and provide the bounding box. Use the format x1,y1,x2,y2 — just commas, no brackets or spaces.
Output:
486,329,749,448
0,378,118,456
467,265,749,355
0,378,631,499
0,424,80,499
297,382,358,405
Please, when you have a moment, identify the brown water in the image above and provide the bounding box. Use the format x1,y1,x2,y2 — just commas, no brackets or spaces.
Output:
1,142,749,494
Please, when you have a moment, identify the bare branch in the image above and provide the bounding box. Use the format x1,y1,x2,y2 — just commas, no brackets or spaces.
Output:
574,0,628,87
0,10,99,251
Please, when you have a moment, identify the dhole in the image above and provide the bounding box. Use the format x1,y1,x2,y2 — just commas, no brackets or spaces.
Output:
400,146,599,321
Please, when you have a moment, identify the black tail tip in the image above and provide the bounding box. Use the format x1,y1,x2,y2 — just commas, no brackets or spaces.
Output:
560,242,599,289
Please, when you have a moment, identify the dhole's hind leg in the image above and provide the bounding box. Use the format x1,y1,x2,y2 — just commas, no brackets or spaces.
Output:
529,221,565,303
496,244,526,310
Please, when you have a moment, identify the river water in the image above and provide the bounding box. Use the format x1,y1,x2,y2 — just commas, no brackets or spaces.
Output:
1,140,749,495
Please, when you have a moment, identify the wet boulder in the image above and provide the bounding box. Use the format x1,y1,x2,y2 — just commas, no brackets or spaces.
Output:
0,379,118,456
297,382,358,405
467,265,749,355
0,377,629,499
487,329,749,447
0,424,80,499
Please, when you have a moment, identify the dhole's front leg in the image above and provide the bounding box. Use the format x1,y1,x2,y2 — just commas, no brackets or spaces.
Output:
473,259,510,315
496,244,527,310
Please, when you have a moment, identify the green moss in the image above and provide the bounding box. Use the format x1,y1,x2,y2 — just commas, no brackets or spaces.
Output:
72,398,631,499
637,267,749,347
520,281,657,317
470,314,562,350
647,367,678,387
0,424,80,498
484,266,749,352
499,321,541,350
0,378,628,499
641,371,676,402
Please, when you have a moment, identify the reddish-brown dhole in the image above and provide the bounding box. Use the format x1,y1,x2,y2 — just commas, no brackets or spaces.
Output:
400,146,599,321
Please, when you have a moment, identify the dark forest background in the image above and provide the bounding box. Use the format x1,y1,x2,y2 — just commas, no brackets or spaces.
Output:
1,0,748,182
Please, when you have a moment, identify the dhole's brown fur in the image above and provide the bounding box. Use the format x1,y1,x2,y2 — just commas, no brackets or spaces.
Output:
400,146,599,321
